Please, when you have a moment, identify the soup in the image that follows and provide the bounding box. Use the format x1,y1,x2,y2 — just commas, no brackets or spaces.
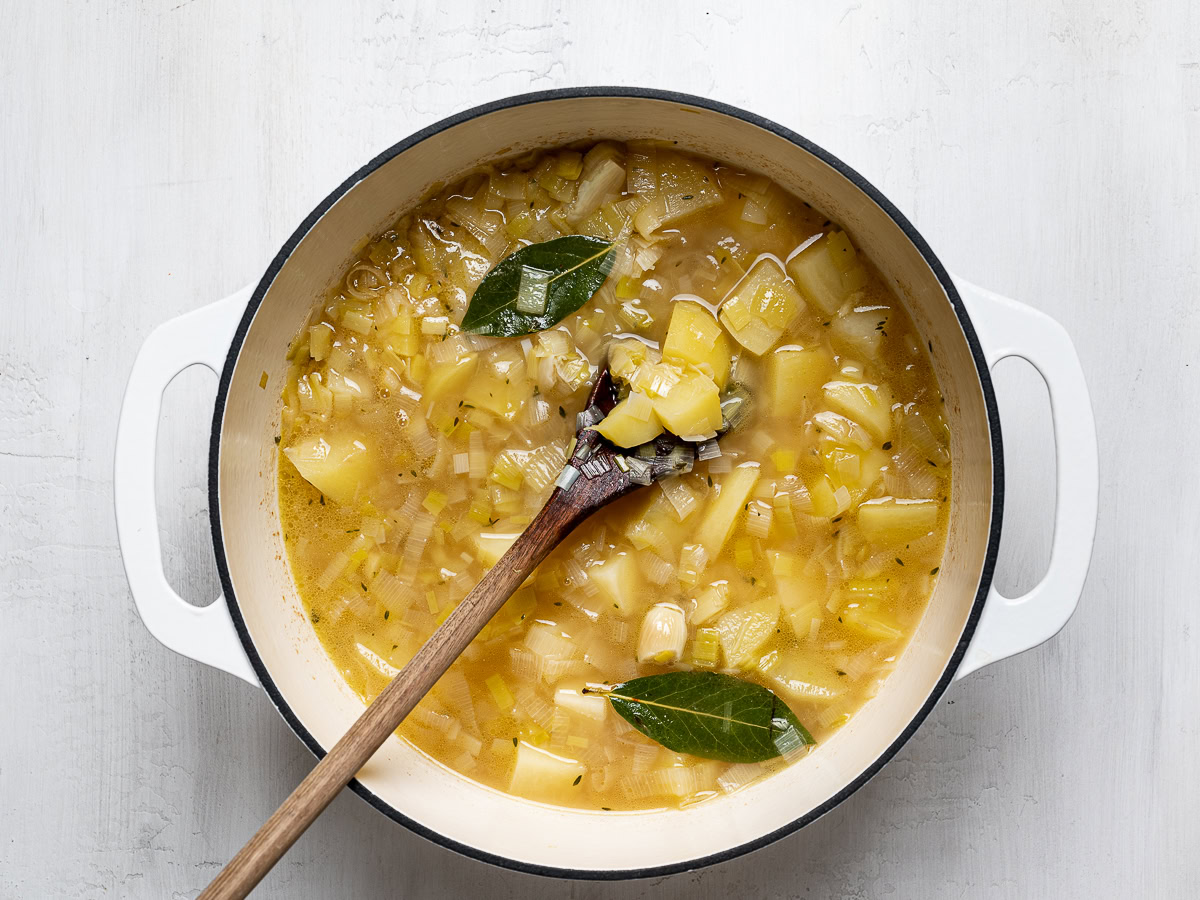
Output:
276,141,951,810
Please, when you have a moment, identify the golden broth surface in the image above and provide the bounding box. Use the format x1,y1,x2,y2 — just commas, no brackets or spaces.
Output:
277,141,951,810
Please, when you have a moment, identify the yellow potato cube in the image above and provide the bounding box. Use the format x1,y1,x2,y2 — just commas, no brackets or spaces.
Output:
593,393,665,448
823,381,894,442
715,595,780,668
769,651,846,705
589,552,642,615
718,257,803,354
283,432,375,504
662,301,732,388
786,231,868,316
651,372,722,438
696,464,760,554
424,353,478,404
856,497,939,543
769,346,833,416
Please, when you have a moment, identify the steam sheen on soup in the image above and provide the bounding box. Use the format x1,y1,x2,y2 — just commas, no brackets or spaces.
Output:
277,141,952,810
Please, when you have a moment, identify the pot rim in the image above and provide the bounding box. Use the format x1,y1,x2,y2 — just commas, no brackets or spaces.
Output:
208,86,1004,880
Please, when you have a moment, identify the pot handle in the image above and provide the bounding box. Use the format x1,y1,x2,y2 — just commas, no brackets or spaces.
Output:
951,277,1098,678
114,287,260,687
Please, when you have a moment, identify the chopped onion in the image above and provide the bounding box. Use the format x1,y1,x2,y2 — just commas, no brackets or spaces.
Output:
563,558,598,598
745,500,773,539
554,464,581,491
580,456,612,479
740,198,769,225
630,741,660,775
452,452,470,475
659,477,699,521
401,513,435,570
468,430,487,480
641,553,675,586
317,552,350,590
508,646,544,682
706,453,732,474
406,416,436,458
575,405,604,430
371,570,418,609
524,622,578,659
717,762,765,794
515,685,555,730
625,456,654,485
514,265,552,314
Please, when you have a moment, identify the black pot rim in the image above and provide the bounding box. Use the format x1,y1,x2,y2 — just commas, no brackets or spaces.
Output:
208,86,1004,881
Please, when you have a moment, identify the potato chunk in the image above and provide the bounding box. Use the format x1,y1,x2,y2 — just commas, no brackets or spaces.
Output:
715,595,779,668
589,552,641,615
696,464,760,554
768,346,832,416
856,497,939,542
650,372,722,439
786,231,869,316
718,257,803,355
592,392,664,448
662,301,732,388
283,432,375,504
424,352,478,404
509,742,585,801
823,381,894,442
768,652,846,705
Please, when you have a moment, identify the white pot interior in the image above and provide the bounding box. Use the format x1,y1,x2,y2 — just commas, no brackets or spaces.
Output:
214,94,996,874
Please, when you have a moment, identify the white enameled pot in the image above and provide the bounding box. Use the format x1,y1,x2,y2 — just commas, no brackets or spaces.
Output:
114,88,1098,878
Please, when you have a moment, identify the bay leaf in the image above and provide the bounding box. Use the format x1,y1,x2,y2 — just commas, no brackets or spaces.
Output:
461,235,615,336
593,670,814,764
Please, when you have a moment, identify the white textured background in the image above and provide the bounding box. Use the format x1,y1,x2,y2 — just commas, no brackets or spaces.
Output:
2,1,1197,897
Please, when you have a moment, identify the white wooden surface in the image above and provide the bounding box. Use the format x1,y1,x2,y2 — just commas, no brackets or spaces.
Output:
1,1,1197,897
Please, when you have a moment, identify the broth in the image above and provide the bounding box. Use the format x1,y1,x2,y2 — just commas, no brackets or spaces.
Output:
276,141,951,810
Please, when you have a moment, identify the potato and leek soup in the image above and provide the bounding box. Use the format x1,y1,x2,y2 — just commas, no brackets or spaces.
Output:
277,141,951,810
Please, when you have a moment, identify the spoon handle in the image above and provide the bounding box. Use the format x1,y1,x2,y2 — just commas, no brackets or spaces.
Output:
199,484,601,900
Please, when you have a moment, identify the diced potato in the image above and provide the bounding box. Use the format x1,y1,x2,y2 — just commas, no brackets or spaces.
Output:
786,231,869,316
696,465,760,554
839,601,904,641
637,602,688,663
283,432,375,504
508,742,586,801
662,301,732,388
589,552,640,614
823,381,893,442
424,353,478,404
719,257,803,355
474,531,521,567
554,679,608,722
593,392,665,447
651,372,722,439
633,152,723,237
830,307,890,360
715,596,780,668
856,497,939,543
464,373,530,421
768,651,846,705
803,472,843,519
769,346,833,416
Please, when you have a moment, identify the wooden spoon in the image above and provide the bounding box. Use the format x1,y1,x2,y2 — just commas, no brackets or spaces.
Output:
200,367,695,899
